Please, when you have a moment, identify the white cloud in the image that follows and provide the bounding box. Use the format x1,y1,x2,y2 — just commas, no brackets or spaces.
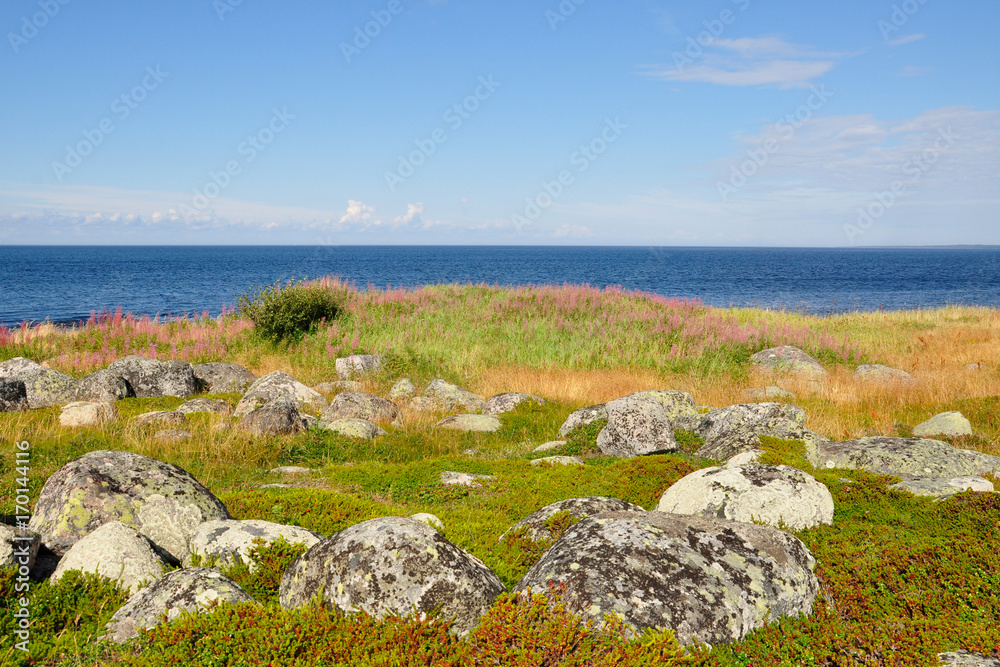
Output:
394,202,424,226
552,224,592,238
339,199,377,225
887,33,925,46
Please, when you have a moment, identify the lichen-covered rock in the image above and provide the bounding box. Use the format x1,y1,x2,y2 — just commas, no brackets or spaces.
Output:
500,497,644,542
890,476,994,498
318,418,387,440
234,371,328,418
557,404,607,437
28,450,230,560
855,364,916,385
59,401,118,428
107,355,197,398
693,403,807,461
422,379,485,413
410,513,444,530
52,521,168,593
484,392,546,415
20,368,79,408
1,524,40,570
533,440,567,452
913,411,973,438
596,395,677,457
629,390,699,425
750,346,827,377
314,380,363,394
104,568,257,643
938,651,1000,666
133,410,187,428
0,357,45,378
237,399,304,436
514,511,819,645
656,464,834,530
279,517,504,635
177,398,231,415
186,519,321,571
440,471,496,488
321,392,400,425
388,378,416,402
437,414,502,433
744,386,796,402
530,456,584,467
0,379,29,412
335,354,385,380
807,437,1000,478
192,362,257,394
408,396,447,412
75,369,132,402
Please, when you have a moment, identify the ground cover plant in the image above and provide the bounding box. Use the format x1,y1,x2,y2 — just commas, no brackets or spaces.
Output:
2,279,1000,666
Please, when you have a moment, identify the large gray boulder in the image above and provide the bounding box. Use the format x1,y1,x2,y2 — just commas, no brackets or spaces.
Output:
104,568,257,643
335,354,385,380
237,399,305,436
388,378,416,402
107,355,197,398
192,362,257,394
317,418,387,440
437,414,502,433
1,524,40,570
279,516,505,635
656,464,834,530
557,404,608,437
912,411,973,438
500,496,644,542
20,368,79,408
422,379,485,413
484,392,546,415
75,369,132,402
629,390,699,425
28,450,229,560
51,521,168,593
515,511,819,645
750,346,827,377
694,403,807,461
855,364,915,385
0,357,44,378
596,394,677,457
0,379,29,412
321,392,400,425
133,410,187,428
59,401,118,428
186,519,321,571
939,651,1000,666
891,476,994,499
807,437,1000,478
234,371,328,418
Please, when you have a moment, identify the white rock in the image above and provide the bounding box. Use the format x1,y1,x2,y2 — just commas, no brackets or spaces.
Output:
912,411,973,438
530,456,584,467
440,471,496,488
410,513,444,530
52,521,168,593
533,440,567,452
59,401,118,428
186,519,321,572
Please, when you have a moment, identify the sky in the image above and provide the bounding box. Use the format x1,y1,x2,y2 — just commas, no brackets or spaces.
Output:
0,0,997,247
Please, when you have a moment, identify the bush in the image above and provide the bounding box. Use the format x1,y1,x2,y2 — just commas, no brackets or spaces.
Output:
236,279,341,342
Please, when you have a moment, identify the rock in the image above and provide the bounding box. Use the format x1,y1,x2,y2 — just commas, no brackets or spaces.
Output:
107,355,197,398
192,362,257,394
388,378,416,402
724,450,763,467
58,401,118,428
177,398,231,415
234,371,328,418
318,418,387,440
269,466,315,475
104,568,257,643
437,414,502,433
913,411,973,438
514,511,819,645
807,437,1000,478
51,521,168,593
28,450,230,560
557,404,608,437
939,650,1000,666
693,403,807,461
440,471,496,488
0,379,29,412
745,386,796,402
279,516,504,635
0,357,45,378
533,440,567,452
75,369,132,402
855,364,915,385
238,399,304,436
186,519,321,571
629,390,699,425
314,381,363,394
301,413,318,429
530,456,584,467
20,368,79,408
408,396,447,412
750,346,827,377
596,394,677,457
1,524,40,570
422,379,485,413
964,363,987,372
656,464,834,530
154,430,191,442
133,410,187,428
890,476,994,499
335,354,385,380
410,513,444,530
321,392,400,425
501,497,643,542
484,392,546,415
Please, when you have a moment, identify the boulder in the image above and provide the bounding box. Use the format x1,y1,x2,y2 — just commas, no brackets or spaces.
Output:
939,651,1000,666
0,379,29,412
1,524,40,570
596,394,677,457
321,392,400,425
177,398,231,415
107,355,197,398
59,401,118,428
410,513,444,530
234,371,328,418
314,381,363,394
279,516,504,635
192,362,257,394
104,568,257,643
440,471,496,488
656,464,834,530
0,357,45,378
964,363,987,372
807,437,1000,478
335,354,385,380
530,456,584,467
186,519,321,571
154,430,191,442
724,450,763,467
890,476,994,499
20,368,79,408
75,369,132,402
133,410,187,428
750,346,827,377
237,399,304,436
515,511,819,645
557,404,608,437
629,390,699,425
693,403,807,461
855,364,915,385
437,414,502,433
269,466,315,475
533,440,567,452
28,450,230,560
408,396,447,412
422,379,485,413
501,497,643,542
483,392,546,415
388,378,416,402
913,411,973,438
318,418,387,440
744,386,796,402
52,521,168,593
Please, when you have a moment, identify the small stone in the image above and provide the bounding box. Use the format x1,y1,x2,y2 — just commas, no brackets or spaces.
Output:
483,392,546,415
59,401,118,427
744,386,796,402
1,524,40,570
530,456,584,467
408,396,447,412
410,513,444,530
318,418,387,440
912,411,973,438
388,378,416,402
533,440,567,452
440,471,496,488
177,398,231,415
133,411,187,428
269,466,316,475
964,363,987,372
750,346,827,377
855,364,916,385
890,476,994,499
437,414,502,433
557,404,607,437
938,650,1000,666
335,354,385,380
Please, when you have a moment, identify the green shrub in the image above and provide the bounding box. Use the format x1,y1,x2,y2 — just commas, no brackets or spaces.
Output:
236,279,341,342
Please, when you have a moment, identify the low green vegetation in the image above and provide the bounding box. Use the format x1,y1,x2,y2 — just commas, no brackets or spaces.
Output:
236,279,344,343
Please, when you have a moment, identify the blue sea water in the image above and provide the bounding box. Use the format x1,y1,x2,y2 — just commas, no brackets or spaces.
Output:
1,246,998,325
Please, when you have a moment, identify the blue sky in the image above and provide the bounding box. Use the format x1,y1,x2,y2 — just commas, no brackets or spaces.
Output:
1,0,997,246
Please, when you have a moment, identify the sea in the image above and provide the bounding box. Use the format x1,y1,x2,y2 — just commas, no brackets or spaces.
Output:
1,246,998,325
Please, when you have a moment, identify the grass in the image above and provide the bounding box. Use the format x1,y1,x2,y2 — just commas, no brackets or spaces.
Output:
1,280,1000,665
